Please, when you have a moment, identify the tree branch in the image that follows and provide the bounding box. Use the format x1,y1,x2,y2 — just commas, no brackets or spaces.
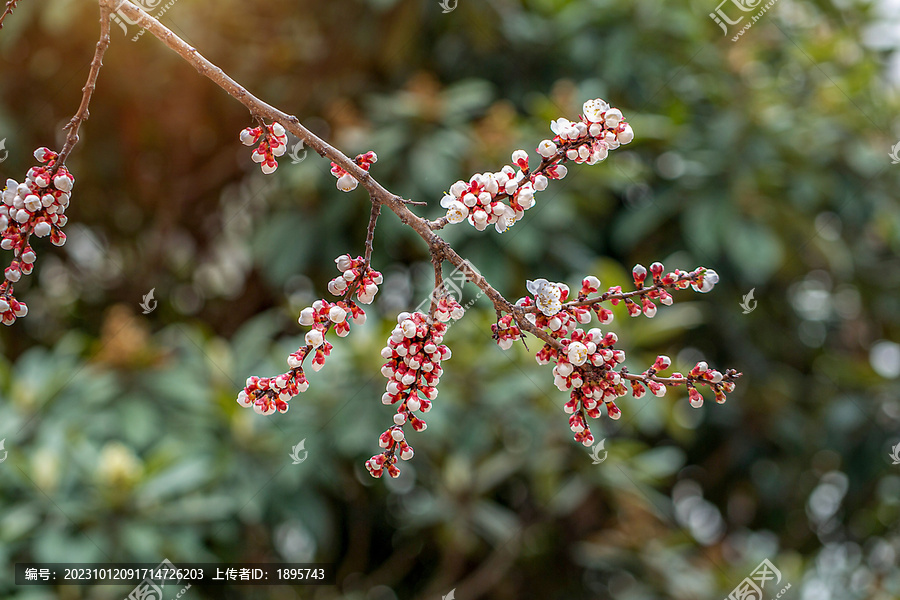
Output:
111,0,518,320
104,1,741,441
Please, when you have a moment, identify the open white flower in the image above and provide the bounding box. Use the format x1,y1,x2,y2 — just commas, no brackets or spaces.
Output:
494,204,517,233
582,98,610,122
550,118,580,140
527,278,565,316
446,200,469,224
567,341,588,366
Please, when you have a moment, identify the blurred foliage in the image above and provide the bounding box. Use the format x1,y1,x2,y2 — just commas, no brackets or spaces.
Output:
1,0,900,598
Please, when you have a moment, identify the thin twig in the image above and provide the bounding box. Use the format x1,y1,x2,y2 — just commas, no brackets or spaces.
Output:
428,216,450,230
520,272,701,314
363,200,381,266
55,0,113,169
0,0,20,29
619,369,742,386
428,251,444,322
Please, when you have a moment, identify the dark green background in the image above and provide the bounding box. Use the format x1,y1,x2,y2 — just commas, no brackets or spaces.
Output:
1,0,898,598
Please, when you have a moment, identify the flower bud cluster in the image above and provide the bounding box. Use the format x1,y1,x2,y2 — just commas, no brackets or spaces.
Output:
489,265,736,446
237,254,378,414
330,151,377,192
327,254,383,304
237,369,309,416
540,325,628,446
517,279,597,333
629,355,677,399
429,294,465,323
240,122,288,174
439,158,540,233
629,356,737,409
544,98,633,165
686,360,735,407
577,275,615,324
441,98,632,234
607,264,719,319
1,147,73,325
366,311,451,478
491,314,521,350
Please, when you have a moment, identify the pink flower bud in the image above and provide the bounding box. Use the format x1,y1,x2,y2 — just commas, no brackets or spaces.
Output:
305,329,324,348
24,195,41,212
328,305,347,323
632,264,647,285
689,388,703,408
335,254,353,271
298,307,315,326
240,128,260,146
4,264,21,282
537,140,557,158
606,402,621,420
337,173,358,192
604,108,623,128
511,149,529,169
